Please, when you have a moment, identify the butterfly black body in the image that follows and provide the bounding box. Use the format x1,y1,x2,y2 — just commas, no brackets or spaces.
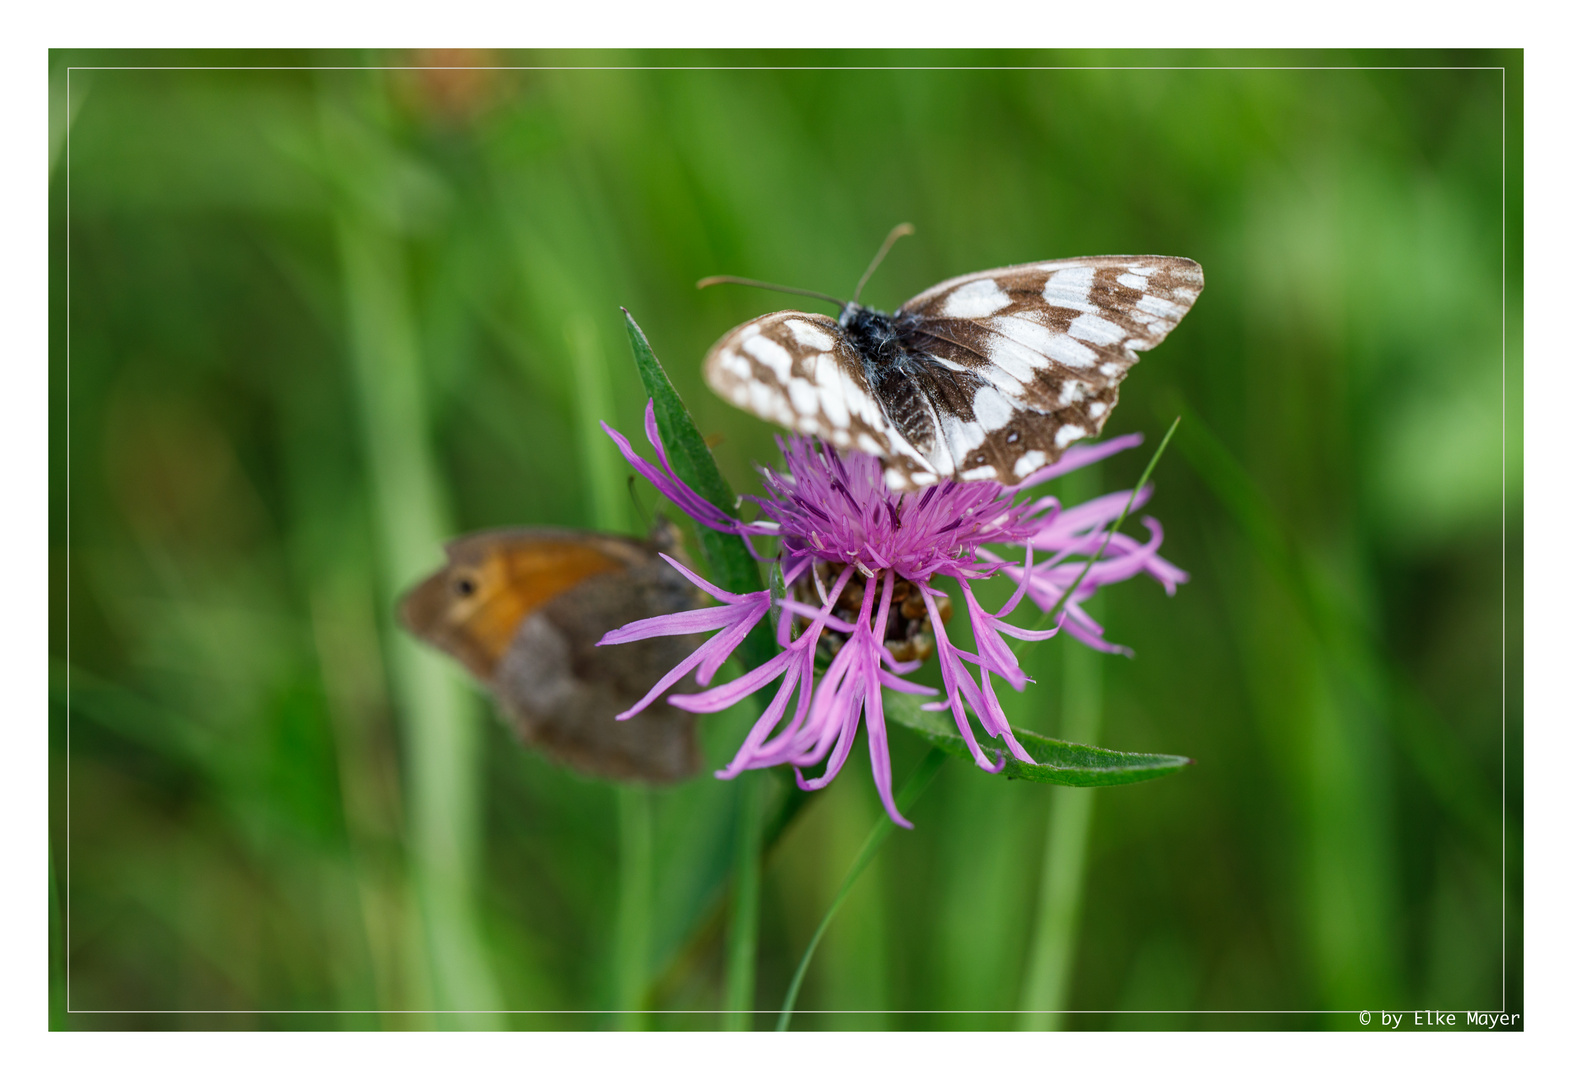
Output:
842,303,985,471
841,304,912,364
704,256,1204,490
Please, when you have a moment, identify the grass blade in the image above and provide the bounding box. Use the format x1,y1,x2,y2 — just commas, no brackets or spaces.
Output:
775,746,947,1031
1024,415,1182,640
723,770,765,1029
1018,464,1107,1028
325,83,500,1022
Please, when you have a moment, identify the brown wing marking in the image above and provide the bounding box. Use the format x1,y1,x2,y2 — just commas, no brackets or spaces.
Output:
702,309,940,476
398,531,636,680
699,257,1202,489
890,256,1203,481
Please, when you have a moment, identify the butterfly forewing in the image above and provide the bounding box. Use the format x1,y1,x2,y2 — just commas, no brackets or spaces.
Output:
891,256,1203,485
702,255,1203,490
899,256,1203,356
704,310,933,469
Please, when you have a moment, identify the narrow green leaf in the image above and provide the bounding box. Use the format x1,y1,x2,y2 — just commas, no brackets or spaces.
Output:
622,310,734,517
622,310,773,676
882,689,1191,787
623,311,759,588
775,746,947,1031
723,770,765,1029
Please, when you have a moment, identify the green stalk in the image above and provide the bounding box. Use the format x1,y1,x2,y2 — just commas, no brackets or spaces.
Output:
569,317,633,536
1017,639,1104,1028
776,746,947,1032
1012,421,1180,1024
613,785,654,1026
723,770,765,1029
323,82,500,1026
569,316,656,1029
1017,465,1106,1030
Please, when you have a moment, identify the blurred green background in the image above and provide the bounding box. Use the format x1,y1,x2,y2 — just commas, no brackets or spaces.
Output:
48,50,1523,1030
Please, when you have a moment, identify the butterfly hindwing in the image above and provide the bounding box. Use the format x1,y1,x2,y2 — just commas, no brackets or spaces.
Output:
701,255,1204,490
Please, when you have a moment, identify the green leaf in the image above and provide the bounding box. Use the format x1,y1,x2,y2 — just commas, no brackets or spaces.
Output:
622,310,775,676
623,312,756,585
882,688,1192,787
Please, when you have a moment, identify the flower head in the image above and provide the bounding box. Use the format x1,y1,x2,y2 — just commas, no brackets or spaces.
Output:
600,402,1185,826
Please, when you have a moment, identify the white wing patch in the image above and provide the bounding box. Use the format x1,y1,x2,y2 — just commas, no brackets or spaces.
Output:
787,318,835,350
741,334,792,380
941,278,1011,318
970,384,1014,431
1067,312,1128,347
1042,266,1098,312
812,360,850,428
1013,450,1047,477
1039,333,1098,369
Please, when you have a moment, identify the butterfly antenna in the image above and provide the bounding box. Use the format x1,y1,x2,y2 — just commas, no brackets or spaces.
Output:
852,222,915,305
696,275,846,309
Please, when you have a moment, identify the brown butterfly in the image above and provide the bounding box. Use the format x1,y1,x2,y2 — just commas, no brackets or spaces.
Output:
398,525,705,783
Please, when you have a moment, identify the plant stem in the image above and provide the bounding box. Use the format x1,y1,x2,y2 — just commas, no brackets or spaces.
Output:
614,785,654,1027
570,317,633,535
323,77,500,1026
723,770,765,1029
1018,465,1106,1031
776,745,947,1032
569,313,658,1029
1017,644,1104,1028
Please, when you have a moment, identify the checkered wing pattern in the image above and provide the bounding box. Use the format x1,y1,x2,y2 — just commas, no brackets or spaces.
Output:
703,311,939,472
702,255,1204,490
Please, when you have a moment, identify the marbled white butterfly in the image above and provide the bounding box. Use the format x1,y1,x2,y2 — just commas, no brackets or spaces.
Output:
702,227,1203,491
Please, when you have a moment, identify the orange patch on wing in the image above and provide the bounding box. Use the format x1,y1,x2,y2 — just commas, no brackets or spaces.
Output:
458,541,625,673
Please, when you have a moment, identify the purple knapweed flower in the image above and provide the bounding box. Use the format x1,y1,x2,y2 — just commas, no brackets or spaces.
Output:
599,401,1185,826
